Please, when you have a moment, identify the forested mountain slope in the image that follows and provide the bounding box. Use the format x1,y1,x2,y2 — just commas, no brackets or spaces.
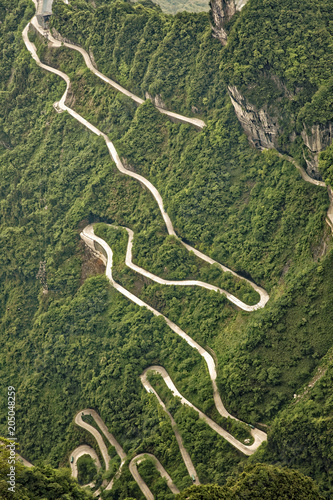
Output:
0,0,333,498
221,0,333,177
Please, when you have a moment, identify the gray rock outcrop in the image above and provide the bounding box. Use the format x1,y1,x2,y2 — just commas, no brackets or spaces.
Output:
228,85,281,150
210,0,249,45
210,0,236,45
301,123,333,178
145,92,166,110
228,85,333,179
235,0,249,8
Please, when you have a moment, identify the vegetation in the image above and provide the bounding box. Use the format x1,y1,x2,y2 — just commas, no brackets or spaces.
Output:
223,0,333,126
135,0,209,15
50,0,223,114
257,353,333,496
50,0,333,159
136,457,174,500
77,454,97,486
0,437,93,499
93,223,259,308
176,463,324,499
0,0,333,498
219,250,333,423
319,143,333,187
147,371,253,445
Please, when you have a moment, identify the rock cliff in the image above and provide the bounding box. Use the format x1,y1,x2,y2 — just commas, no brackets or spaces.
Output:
228,85,281,150
235,0,249,9
302,123,333,179
228,85,333,179
145,92,166,110
210,0,235,45
210,0,249,45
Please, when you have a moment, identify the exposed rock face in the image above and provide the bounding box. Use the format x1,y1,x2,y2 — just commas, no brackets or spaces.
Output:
210,0,236,45
228,85,282,150
301,123,333,178
145,92,166,110
228,85,333,179
210,0,249,45
51,27,80,46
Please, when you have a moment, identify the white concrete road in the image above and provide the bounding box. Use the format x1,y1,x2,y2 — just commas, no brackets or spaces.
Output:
16,454,33,468
21,9,332,498
74,411,113,473
73,409,127,491
140,373,200,484
80,224,267,456
104,223,266,311
69,443,101,489
24,17,270,312
31,17,206,130
142,366,266,455
129,453,180,499
327,187,333,232
71,409,180,499
277,152,333,233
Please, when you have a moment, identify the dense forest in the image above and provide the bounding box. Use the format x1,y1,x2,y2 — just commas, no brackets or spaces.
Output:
175,463,324,499
0,0,332,498
222,0,333,147
0,437,93,499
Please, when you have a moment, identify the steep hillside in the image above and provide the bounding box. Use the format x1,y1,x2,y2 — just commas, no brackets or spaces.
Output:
0,438,93,500
219,0,333,176
175,463,324,499
50,0,222,114
0,0,333,498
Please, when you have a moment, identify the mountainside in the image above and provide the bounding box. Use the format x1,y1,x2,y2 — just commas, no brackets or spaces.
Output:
218,0,333,177
0,0,333,498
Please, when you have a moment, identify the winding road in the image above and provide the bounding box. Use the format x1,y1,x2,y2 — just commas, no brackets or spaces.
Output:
129,453,180,498
24,19,269,312
17,454,33,468
30,16,333,235
327,187,333,232
72,410,181,497
81,225,267,453
141,373,200,486
69,444,101,489
31,17,205,130
96,223,264,311
141,366,265,454
277,153,333,232
21,6,333,499
73,409,126,494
